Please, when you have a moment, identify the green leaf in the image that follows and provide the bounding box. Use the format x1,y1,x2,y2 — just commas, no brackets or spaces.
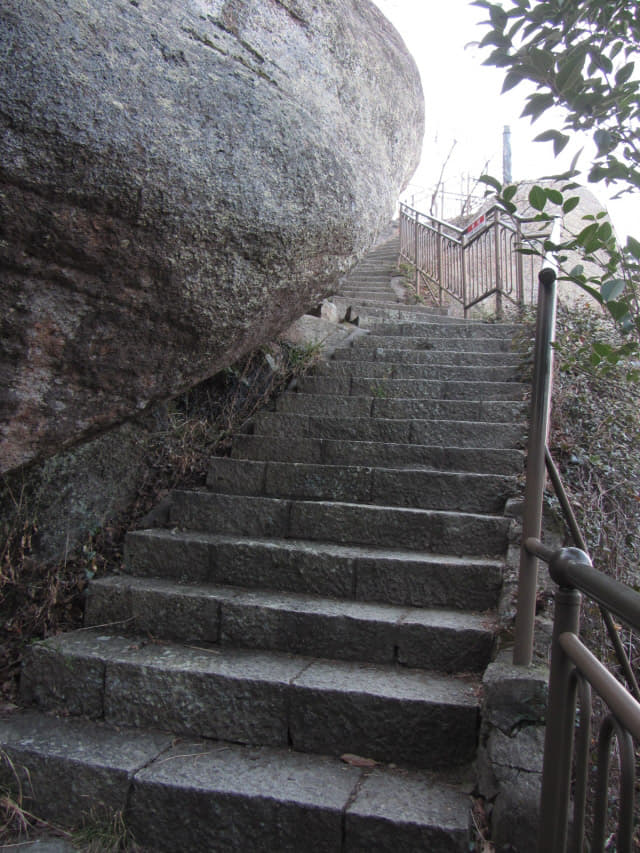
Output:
521,93,555,122
563,196,580,213
502,70,525,92
616,62,635,85
557,48,585,91
502,185,518,203
545,188,563,205
601,278,626,302
529,185,548,211
576,282,604,304
626,236,640,259
597,222,613,241
594,129,616,154
479,174,503,193
534,129,570,156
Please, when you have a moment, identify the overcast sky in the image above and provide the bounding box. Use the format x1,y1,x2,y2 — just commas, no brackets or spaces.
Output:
373,0,636,238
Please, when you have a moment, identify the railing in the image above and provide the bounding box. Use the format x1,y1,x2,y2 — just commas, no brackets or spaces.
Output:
399,202,541,316
514,264,640,850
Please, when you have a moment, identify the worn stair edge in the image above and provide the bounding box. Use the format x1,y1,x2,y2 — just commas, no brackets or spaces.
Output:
330,347,521,365
19,631,480,768
359,321,521,339
344,335,515,353
247,412,526,450
205,457,518,514
86,575,496,672
123,530,504,611
296,375,527,401
0,711,471,852
230,434,525,475
166,491,511,557
314,361,521,382
275,393,527,423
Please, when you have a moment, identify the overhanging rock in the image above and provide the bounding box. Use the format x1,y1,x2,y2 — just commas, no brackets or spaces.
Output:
0,0,424,472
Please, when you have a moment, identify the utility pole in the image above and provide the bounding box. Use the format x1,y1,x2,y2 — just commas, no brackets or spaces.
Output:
503,125,512,184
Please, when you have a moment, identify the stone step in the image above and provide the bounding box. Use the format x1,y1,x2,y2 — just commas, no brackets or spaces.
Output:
0,712,471,852
87,576,496,672
249,411,525,449
298,375,527,401
361,321,520,340
124,529,504,611
20,630,480,768
342,304,463,320
167,490,511,557
345,334,515,353
206,457,517,514
231,434,524,475
275,392,527,423
331,346,520,365
316,359,520,382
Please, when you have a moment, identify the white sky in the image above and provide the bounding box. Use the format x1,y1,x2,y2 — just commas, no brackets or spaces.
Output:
373,0,637,239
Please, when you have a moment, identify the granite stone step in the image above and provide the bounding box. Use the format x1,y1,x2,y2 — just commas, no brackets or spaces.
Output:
330,346,521,365
205,457,517,513
124,530,504,611
359,321,520,339
351,334,514,353
0,712,471,852
297,375,527,401
315,359,521,382
248,411,525,448
167,490,511,557
20,630,480,768
231,433,524,475
275,392,527,423
86,576,496,672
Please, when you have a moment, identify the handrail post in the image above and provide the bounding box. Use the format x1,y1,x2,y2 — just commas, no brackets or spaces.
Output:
537,584,582,852
513,267,557,665
461,231,468,318
516,217,524,305
437,220,443,305
414,210,420,297
494,208,503,319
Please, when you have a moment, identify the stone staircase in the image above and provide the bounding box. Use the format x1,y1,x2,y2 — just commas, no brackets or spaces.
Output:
0,236,527,851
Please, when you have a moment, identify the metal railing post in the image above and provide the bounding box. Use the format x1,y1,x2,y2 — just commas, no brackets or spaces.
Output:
516,217,524,306
437,220,443,306
513,268,557,665
537,582,582,852
461,232,468,317
494,208,503,318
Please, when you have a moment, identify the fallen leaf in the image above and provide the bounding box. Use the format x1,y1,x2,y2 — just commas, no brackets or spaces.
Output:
340,753,378,768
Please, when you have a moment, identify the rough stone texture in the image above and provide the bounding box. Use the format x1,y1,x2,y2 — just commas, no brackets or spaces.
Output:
289,658,478,767
476,651,548,853
0,711,171,826
345,769,470,853
0,0,424,473
481,655,549,734
0,406,165,562
129,740,360,853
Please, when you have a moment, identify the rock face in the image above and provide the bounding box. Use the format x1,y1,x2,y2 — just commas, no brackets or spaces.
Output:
0,0,424,473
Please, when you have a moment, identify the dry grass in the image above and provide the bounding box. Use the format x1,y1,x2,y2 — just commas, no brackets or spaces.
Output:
0,341,322,706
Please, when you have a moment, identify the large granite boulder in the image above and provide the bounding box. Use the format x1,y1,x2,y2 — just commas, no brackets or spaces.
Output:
0,0,424,473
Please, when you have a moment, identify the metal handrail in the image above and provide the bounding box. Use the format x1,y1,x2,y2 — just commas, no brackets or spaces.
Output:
524,539,640,852
544,447,640,701
398,201,535,316
515,246,640,849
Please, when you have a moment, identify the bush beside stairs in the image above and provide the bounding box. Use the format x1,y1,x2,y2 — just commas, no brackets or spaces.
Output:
0,236,528,851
